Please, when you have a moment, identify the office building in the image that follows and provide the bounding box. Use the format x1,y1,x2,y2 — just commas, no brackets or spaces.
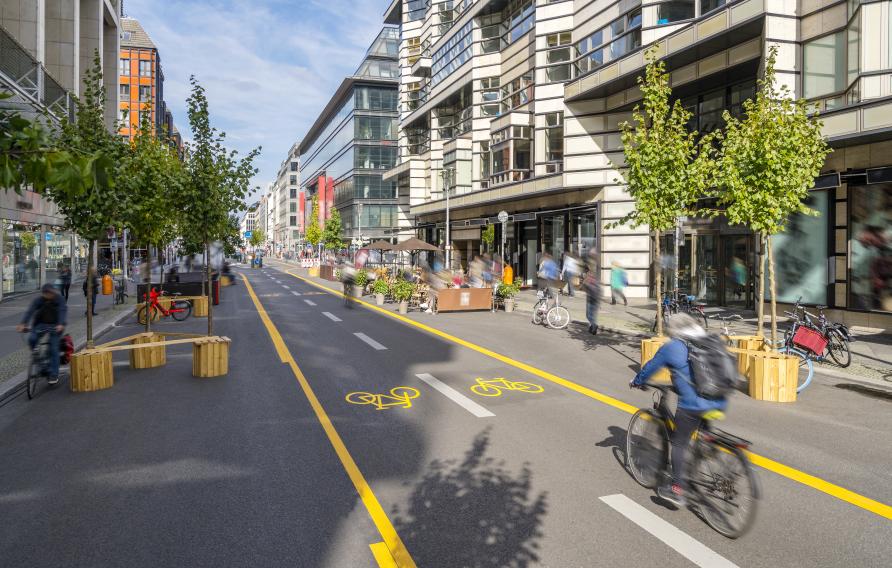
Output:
118,17,171,139
1,0,121,300
383,0,892,328
298,26,412,246
272,143,301,255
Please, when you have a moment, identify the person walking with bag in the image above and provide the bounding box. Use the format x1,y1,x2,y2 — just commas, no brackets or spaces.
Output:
583,254,601,334
58,264,72,300
610,261,628,306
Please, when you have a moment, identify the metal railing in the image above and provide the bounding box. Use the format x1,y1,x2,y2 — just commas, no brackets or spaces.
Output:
0,24,74,121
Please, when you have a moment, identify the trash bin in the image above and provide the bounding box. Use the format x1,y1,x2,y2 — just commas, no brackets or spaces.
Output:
101,274,114,295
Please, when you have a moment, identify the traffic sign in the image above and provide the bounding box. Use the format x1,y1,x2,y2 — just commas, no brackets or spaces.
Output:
498,210,509,223
244,231,252,238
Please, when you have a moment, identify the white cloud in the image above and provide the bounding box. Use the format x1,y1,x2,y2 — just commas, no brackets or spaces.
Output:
124,0,388,191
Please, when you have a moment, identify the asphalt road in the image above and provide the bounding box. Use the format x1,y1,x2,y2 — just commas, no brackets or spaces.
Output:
1,262,890,567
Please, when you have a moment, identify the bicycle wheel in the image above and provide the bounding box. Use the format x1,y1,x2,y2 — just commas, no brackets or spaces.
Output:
690,441,759,539
546,306,570,330
137,305,148,325
826,329,851,368
511,381,544,394
170,300,192,321
531,301,544,325
626,409,669,489
777,347,814,392
389,387,420,400
471,383,503,397
345,392,377,405
27,359,40,400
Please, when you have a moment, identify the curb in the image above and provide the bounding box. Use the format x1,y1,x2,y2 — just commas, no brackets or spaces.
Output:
0,306,135,404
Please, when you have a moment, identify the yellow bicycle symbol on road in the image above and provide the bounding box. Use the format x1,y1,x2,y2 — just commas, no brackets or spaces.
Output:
345,386,420,410
470,377,544,397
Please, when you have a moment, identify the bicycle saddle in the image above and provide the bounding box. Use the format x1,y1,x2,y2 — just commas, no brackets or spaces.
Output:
816,305,828,310
702,410,725,421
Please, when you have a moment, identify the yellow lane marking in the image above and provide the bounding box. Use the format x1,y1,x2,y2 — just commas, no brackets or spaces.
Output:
370,542,398,568
346,387,420,410
470,377,544,398
241,274,417,567
281,267,892,522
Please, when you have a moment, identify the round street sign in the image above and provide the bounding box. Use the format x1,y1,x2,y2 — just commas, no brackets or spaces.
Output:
497,210,509,223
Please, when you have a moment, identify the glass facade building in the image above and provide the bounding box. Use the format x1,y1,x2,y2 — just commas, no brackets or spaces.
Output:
299,27,403,244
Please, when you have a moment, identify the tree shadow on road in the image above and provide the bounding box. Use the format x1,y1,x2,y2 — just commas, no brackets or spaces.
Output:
392,428,547,568
595,425,630,472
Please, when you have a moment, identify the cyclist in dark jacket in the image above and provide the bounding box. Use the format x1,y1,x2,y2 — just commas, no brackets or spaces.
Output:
632,312,728,506
17,284,68,384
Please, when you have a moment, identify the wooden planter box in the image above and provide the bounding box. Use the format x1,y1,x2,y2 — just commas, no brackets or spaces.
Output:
192,296,208,318
748,351,798,403
434,287,493,313
70,350,114,392
640,337,670,384
728,335,764,378
192,337,231,378
130,333,166,369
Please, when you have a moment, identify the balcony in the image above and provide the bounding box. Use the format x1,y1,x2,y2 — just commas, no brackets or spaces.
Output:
411,53,432,77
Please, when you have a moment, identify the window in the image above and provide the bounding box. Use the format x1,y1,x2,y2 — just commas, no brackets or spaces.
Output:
479,141,491,180
479,77,501,116
290,216,297,227
119,108,129,124
490,125,532,185
543,112,563,163
355,87,399,111
290,188,297,199
481,15,502,53
119,58,130,76
290,175,297,185
850,184,892,311
139,85,152,102
505,0,535,44
545,33,573,83
139,60,152,77
658,1,695,24
290,161,299,172
355,146,398,170
431,22,473,87
575,9,641,76
700,0,728,14
407,0,427,22
803,32,845,99
290,202,297,213
355,116,397,140
500,74,534,114
770,191,830,305
847,21,860,88
120,84,130,98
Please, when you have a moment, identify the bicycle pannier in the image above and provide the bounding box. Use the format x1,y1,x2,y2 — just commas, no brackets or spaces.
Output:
686,334,743,399
60,334,74,365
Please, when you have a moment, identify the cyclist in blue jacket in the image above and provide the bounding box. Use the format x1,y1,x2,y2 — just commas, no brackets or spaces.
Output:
17,284,68,385
631,312,728,506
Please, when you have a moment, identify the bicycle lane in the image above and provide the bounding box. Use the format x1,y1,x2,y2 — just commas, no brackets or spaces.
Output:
262,264,888,565
0,268,386,568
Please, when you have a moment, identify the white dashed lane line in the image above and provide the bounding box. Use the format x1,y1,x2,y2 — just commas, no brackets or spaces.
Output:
415,373,495,418
322,312,342,322
353,332,387,351
304,299,316,306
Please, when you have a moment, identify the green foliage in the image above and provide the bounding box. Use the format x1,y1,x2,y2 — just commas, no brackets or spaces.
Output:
355,269,369,287
481,224,495,248
249,228,265,248
615,48,716,232
221,214,242,256
371,278,390,295
19,231,37,252
496,277,522,299
305,195,322,247
715,46,830,235
391,278,415,302
323,207,345,250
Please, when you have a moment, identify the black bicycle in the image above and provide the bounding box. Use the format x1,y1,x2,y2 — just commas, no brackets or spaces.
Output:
114,278,129,305
653,291,709,332
22,329,57,399
626,383,759,539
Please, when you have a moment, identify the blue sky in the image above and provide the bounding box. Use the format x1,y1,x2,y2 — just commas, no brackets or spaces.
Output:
124,0,389,196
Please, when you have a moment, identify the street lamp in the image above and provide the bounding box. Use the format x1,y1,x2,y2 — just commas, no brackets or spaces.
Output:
439,167,455,270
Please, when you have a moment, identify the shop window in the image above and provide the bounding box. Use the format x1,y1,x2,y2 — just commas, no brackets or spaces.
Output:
803,32,845,99
770,190,830,305
850,184,892,311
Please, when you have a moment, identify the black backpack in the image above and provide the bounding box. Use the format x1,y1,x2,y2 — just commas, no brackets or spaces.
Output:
685,334,743,399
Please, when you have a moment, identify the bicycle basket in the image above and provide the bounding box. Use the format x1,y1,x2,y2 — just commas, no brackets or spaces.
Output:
792,326,828,355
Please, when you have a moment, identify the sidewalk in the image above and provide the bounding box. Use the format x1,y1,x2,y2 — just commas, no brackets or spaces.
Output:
513,288,892,386
0,281,138,396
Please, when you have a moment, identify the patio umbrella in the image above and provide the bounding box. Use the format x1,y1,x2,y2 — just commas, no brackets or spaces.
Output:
394,237,440,252
366,240,395,251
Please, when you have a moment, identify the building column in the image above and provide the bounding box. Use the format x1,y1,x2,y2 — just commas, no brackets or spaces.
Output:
0,224,4,302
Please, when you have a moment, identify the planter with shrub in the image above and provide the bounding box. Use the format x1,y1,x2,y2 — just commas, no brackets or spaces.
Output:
391,279,415,314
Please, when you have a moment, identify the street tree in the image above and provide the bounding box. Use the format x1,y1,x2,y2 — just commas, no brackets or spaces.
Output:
306,195,322,254
49,52,125,346
119,107,186,332
323,208,345,251
715,46,831,345
249,228,266,250
181,76,259,335
616,48,716,335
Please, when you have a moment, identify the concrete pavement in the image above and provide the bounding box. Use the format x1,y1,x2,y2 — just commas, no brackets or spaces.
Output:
1,261,889,567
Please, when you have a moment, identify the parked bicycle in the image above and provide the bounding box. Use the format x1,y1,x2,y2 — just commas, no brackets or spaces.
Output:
532,287,571,330
136,289,193,325
653,291,709,332
114,278,129,305
713,314,744,339
626,382,759,539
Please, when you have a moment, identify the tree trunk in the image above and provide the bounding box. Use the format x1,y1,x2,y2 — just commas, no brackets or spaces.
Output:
86,239,95,348
201,247,207,296
756,233,766,340
206,241,213,336
767,235,778,347
145,240,152,334
655,229,663,336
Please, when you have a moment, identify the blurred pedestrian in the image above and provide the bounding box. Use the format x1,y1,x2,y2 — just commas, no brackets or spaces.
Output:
561,251,580,297
59,263,72,300
610,261,628,306
583,256,601,334
538,252,559,292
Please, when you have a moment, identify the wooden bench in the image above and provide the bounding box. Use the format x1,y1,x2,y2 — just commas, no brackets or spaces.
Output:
70,332,230,392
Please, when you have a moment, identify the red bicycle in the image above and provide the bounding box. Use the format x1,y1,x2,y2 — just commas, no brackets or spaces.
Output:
137,288,192,324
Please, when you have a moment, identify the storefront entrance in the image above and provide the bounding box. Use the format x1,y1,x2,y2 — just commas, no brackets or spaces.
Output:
662,232,755,308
